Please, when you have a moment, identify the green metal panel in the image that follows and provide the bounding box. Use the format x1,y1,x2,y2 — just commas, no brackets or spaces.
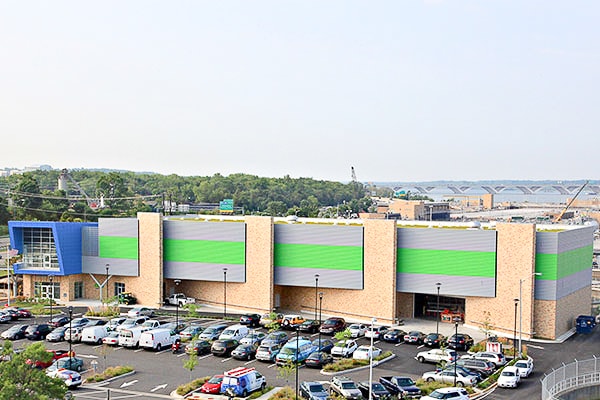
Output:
99,236,138,260
535,245,593,281
274,243,363,271
163,239,245,264
396,248,496,277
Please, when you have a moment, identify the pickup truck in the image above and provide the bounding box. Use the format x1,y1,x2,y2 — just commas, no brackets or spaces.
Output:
379,376,421,398
165,293,195,307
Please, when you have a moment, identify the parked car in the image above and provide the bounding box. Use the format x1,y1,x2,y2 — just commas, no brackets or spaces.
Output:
220,366,266,397
449,358,496,377
462,351,507,367
2,308,19,320
312,338,335,353
199,374,224,394
85,319,108,327
353,345,382,360
68,318,91,329
259,312,283,328
240,331,266,346
1,324,28,340
165,293,195,307
107,317,127,330
55,369,82,388
347,323,368,338
65,326,86,343
438,365,484,383
424,333,446,348
160,321,187,334
102,331,121,346
382,328,406,343
305,351,334,368
281,314,306,330
497,366,521,388
81,325,111,345
239,314,262,327
117,292,137,305
232,342,260,360
179,324,204,341
255,342,283,362
116,317,149,332
357,381,391,400
262,331,288,346
300,381,329,400
141,319,161,330
211,339,239,357
0,311,11,323
365,325,390,340
403,331,426,345
185,339,212,355
15,308,33,318
416,348,457,364
329,376,362,400
46,326,68,342
319,317,346,335
50,315,70,328
422,369,477,387
26,349,73,369
331,339,358,358
379,376,421,398
199,324,228,341
299,320,321,334
446,333,474,351
127,307,155,318
420,387,469,400
25,324,53,340
46,356,85,374
514,358,534,378
275,337,315,365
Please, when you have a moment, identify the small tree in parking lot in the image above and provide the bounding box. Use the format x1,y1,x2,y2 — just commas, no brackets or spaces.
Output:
276,360,295,387
183,352,199,381
334,328,351,341
267,312,281,332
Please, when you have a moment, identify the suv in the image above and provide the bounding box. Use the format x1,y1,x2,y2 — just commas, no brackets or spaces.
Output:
281,314,306,330
211,339,239,357
256,342,282,362
466,351,507,367
319,317,346,335
421,387,469,400
25,324,53,340
452,358,496,376
446,333,474,351
330,376,362,400
261,331,288,346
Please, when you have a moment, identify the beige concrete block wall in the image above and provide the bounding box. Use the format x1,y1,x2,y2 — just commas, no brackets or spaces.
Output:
396,292,414,319
482,194,494,209
134,212,163,307
466,223,537,337
276,219,398,324
553,286,593,338
533,299,556,339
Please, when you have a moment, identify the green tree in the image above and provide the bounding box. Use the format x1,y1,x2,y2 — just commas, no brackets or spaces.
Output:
183,352,199,382
334,328,352,341
0,341,68,399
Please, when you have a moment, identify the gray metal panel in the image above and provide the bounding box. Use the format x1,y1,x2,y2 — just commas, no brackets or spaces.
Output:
99,218,138,238
534,279,557,301
396,273,496,297
82,226,99,257
274,224,363,246
536,232,558,254
556,226,595,254
163,262,245,282
397,228,497,252
82,256,139,276
164,220,246,241
556,269,592,300
274,267,363,289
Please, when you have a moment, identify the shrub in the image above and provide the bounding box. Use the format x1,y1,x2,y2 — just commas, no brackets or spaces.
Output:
248,385,274,399
86,305,120,318
85,365,134,383
321,350,393,372
269,386,295,400
176,376,210,396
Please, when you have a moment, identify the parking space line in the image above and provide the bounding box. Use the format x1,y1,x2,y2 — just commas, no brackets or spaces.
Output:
417,344,424,349
244,359,256,365
177,352,187,358
394,342,403,347
199,354,213,360
134,348,144,352
156,349,171,355
221,357,233,363
267,363,277,368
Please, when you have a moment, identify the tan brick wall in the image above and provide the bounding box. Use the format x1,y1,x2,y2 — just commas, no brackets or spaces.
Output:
396,292,414,319
275,219,398,324
134,212,163,307
467,223,537,337
545,286,592,339
533,299,556,339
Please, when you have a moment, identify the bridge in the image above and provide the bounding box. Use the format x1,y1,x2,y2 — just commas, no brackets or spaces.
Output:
387,182,599,196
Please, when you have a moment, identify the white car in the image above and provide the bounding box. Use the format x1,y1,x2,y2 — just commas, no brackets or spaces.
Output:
497,366,521,388
422,369,477,387
353,345,382,360
127,307,155,318
514,358,534,378
416,348,457,364
347,323,368,338
55,369,82,388
462,351,507,367
420,387,469,400
331,339,358,358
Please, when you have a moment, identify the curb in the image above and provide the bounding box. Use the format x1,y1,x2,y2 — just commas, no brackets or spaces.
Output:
320,353,397,376
83,370,136,386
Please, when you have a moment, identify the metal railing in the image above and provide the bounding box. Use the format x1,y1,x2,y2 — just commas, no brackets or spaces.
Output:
542,356,600,399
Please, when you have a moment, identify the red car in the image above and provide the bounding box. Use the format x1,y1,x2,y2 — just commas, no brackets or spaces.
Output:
26,349,74,369
199,374,224,394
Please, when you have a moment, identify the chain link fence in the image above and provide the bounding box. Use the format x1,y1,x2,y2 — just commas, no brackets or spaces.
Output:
542,356,600,399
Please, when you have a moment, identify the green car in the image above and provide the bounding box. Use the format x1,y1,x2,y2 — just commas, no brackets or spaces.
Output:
47,356,84,374
117,292,137,305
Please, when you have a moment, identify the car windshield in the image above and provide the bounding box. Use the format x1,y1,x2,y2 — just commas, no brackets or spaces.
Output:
310,384,325,392
182,326,199,333
280,347,295,355
372,383,385,391
203,327,216,334
341,382,356,389
323,319,337,325
515,361,528,368
122,319,137,325
397,378,415,386
428,391,448,399
208,376,222,384
502,371,515,376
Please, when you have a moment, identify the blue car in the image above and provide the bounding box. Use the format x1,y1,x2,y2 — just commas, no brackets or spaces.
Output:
312,338,334,353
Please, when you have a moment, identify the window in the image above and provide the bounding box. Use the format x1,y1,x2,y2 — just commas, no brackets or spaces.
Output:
114,282,125,296
34,281,60,300
22,228,59,270
74,282,84,299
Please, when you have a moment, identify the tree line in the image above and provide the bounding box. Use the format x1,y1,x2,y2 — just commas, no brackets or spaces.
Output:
0,169,392,223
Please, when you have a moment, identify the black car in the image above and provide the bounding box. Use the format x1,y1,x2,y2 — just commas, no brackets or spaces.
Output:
312,338,335,353
231,342,260,360
299,320,321,334
117,292,137,305
358,381,391,400
424,333,446,348
239,314,261,327
382,328,406,343
50,315,70,328
25,324,53,340
211,339,239,357
1,324,28,340
305,351,334,368
300,381,329,400
185,339,212,355
446,333,475,351
403,330,427,345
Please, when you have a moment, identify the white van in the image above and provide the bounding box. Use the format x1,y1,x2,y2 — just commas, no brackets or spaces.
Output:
139,328,177,351
81,325,111,345
218,324,249,342
119,326,150,348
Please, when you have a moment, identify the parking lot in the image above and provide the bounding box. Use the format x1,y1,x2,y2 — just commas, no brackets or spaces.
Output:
1,304,599,399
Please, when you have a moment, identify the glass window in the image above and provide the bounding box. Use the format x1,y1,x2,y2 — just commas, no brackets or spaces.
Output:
21,228,59,270
114,282,125,296
74,282,83,299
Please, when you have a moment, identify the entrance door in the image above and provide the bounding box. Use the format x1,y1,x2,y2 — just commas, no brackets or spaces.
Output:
40,283,54,300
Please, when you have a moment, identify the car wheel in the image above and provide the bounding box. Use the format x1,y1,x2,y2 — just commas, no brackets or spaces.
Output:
427,378,434,382
242,389,248,397
418,356,425,363
76,365,82,372
97,339,103,345
457,381,464,387
156,344,162,351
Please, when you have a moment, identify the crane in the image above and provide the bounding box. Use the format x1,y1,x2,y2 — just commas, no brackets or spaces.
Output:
553,180,589,222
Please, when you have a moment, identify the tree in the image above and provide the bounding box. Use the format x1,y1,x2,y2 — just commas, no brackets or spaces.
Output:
0,341,68,399
334,328,352,341
183,352,198,382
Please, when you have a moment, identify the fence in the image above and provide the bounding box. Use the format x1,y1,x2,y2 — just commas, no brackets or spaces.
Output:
542,356,600,400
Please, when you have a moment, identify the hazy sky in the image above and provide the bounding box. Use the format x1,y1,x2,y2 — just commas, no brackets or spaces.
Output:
1,1,599,182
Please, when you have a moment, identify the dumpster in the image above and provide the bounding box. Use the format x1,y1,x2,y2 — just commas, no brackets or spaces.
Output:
575,315,596,334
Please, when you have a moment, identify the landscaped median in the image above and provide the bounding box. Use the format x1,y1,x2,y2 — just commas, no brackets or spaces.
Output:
85,366,135,384
320,351,396,375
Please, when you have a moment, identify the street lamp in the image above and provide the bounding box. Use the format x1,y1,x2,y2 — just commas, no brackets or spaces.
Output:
453,321,458,387
174,279,181,328
435,282,441,336
68,306,73,363
48,275,53,324
318,292,324,347
223,268,228,319
369,317,377,400
519,272,542,358
314,274,319,321
513,298,519,358
105,264,110,303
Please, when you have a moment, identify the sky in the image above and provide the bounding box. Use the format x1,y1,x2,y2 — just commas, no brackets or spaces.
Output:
1,1,599,183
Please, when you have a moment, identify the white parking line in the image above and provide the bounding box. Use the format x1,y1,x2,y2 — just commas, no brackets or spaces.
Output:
200,354,213,360
134,348,144,353
72,343,82,347
417,344,425,349
267,363,277,368
156,348,171,355
244,359,256,365
177,352,187,358
527,344,544,350
93,345,102,349
221,357,233,363
394,342,404,347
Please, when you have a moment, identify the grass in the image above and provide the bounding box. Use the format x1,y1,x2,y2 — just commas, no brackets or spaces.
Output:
322,351,393,372
85,305,121,318
85,365,134,383
176,376,210,396
268,386,295,400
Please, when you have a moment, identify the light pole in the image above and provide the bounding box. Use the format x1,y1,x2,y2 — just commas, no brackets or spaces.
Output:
453,321,458,387
223,268,228,319
428,205,433,221
435,282,441,336
48,275,53,324
369,317,376,400
105,264,110,303
295,327,299,400
513,298,519,358
68,306,73,363
174,279,181,328
314,274,319,321
318,292,324,347
519,272,542,358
